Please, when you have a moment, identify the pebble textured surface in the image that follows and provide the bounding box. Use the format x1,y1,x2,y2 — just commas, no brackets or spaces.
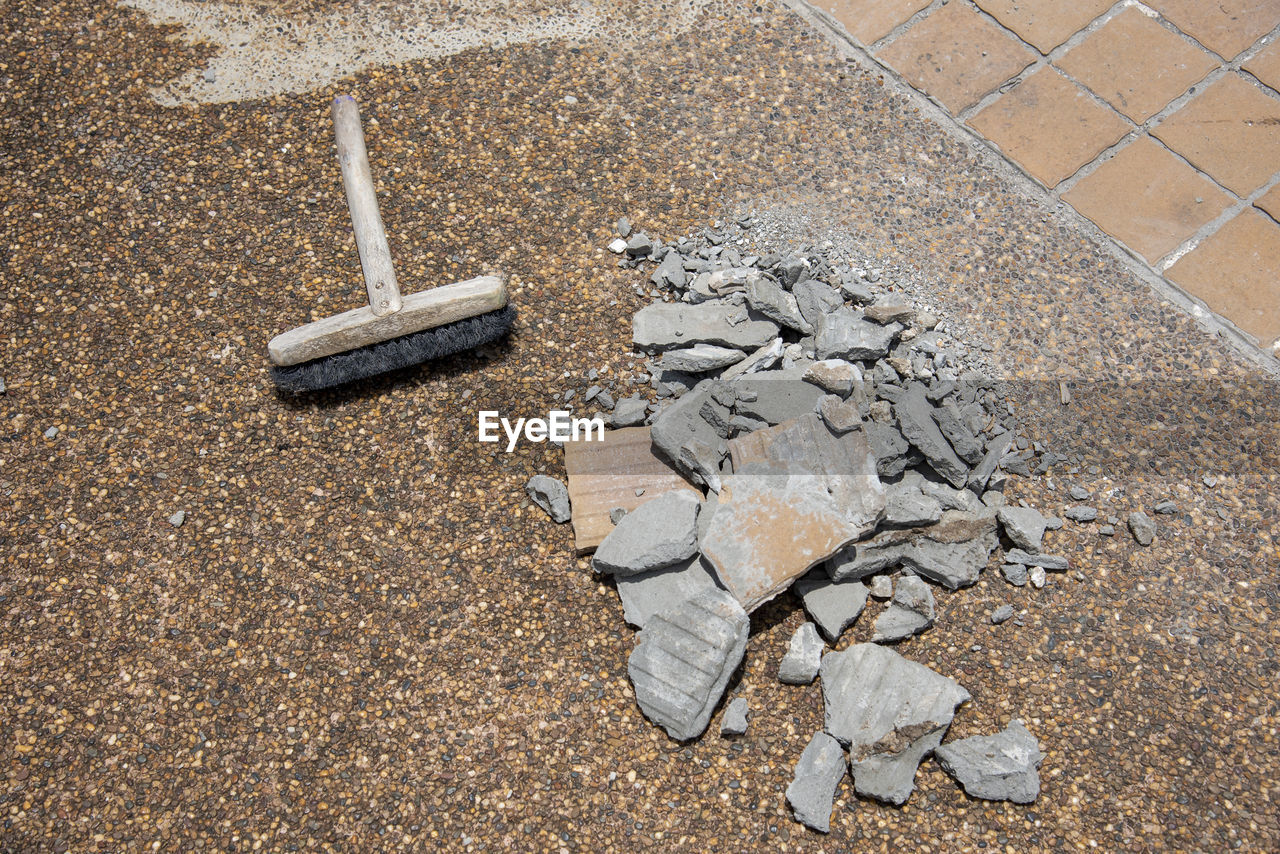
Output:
2,0,1279,848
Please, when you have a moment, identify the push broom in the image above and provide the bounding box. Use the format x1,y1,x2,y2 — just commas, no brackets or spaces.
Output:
267,95,515,393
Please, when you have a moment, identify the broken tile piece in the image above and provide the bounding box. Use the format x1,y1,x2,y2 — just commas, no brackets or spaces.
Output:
593,490,700,576
627,589,749,741
934,720,1043,804
821,643,969,805
786,732,846,834
700,463,863,612
794,572,869,643
872,574,936,642
614,556,723,628
779,622,824,685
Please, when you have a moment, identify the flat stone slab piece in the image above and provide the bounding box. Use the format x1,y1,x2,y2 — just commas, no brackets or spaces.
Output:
633,302,779,352
527,475,571,523
615,556,723,629
895,385,969,488
563,426,700,553
628,588,749,741
997,505,1048,553
794,572,869,643
815,307,901,361
701,463,863,612
732,374,827,426
650,379,733,490
657,344,747,373
872,574,936,642
779,622,824,685
828,510,997,589
1004,548,1071,570
592,490,700,576
935,720,1044,804
786,731,846,834
721,697,750,736
821,643,969,805
802,359,860,395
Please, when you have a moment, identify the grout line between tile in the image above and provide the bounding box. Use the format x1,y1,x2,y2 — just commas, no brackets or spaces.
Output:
867,0,945,52
780,0,1280,375
1156,171,1280,270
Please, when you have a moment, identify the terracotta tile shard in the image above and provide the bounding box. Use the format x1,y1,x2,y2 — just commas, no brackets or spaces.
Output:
1147,0,1280,60
1062,136,1234,262
974,0,1114,53
968,67,1132,187
1151,74,1280,196
1056,7,1218,122
822,0,933,46
1166,209,1280,348
700,463,864,613
563,426,700,554
878,1,1037,113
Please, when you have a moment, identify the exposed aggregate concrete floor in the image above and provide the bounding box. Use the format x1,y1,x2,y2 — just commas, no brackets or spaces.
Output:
2,0,1279,850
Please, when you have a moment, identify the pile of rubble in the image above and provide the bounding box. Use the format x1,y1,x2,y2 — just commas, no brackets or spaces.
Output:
528,218,1086,831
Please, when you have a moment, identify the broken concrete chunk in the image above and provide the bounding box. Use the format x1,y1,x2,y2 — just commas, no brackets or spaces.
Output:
627,588,749,741
700,463,863,612
1001,563,1028,587
990,604,1015,624
633,302,779,352
895,385,969,489
863,304,914,325
821,644,969,805
997,505,1048,553
721,697,750,736
934,720,1043,804
1154,500,1178,515
1064,505,1097,522
786,732,846,834
611,396,649,427
526,475,571,523
794,572,869,643
779,622,824,685
746,272,811,333
657,344,747,373
592,490,700,576
814,307,901,361
168,510,186,528
1004,549,1070,571
650,379,733,491
802,359,860,396
867,575,894,599
650,251,687,290
817,394,861,434
615,555,723,628
872,574,935,642
625,231,654,257
967,432,1012,493
931,400,984,465
792,278,845,329
882,483,943,528
1127,511,1156,546
865,421,912,478
720,337,784,380
732,373,827,426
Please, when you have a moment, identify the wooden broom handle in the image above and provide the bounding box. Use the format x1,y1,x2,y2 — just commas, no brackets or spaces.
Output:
332,95,402,317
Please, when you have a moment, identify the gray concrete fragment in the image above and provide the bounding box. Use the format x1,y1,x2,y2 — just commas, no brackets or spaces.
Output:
802,359,860,396
817,394,862,434
872,574,935,642
1069,485,1091,501
614,555,723,628
720,337,784,380
779,622,824,685
1064,505,1097,522
1154,500,1178,514
794,572,868,643
650,251,687,290
934,720,1043,804
746,273,811,332
774,256,808,287
627,588,749,741
1004,549,1070,570
867,575,894,599
828,510,996,589
793,279,845,329
865,421,912,478
168,510,186,528
732,374,827,426
527,475,571,523
625,231,653,256
931,400,984,465
863,304,914,325
1001,563,1028,586
721,697,749,736
593,490,700,576
997,505,1048,553
883,484,943,528
786,732,846,834
611,396,649,427
821,644,969,805
895,385,969,489
814,307,901,361
1127,511,1156,546
633,302,779,352
657,344,747,373
967,432,1013,492
650,379,732,491
990,604,1014,624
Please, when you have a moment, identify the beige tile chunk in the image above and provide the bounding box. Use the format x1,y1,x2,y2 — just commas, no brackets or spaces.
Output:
563,426,700,554
1147,0,1280,60
1056,7,1218,122
968,67,1132,187
1062,136,1234,262
1244,37,1280,91
823,0,933,45
1255,183,1280,221
1152,74,1280,195
877,1,1037,113
1166,209,1280,347
975,0,1114,53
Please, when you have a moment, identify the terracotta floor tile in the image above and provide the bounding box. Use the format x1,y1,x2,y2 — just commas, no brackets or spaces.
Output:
823,0,933,45
1243,37,1280,92
973,0,1114,53
1056,7,1218,122
1147,0,1280,60
968,67,1131,187
1166,209,1280,346
877,2,1037,113
1151,73,1280,195
1062,136,1234,262
1255,182,1280,220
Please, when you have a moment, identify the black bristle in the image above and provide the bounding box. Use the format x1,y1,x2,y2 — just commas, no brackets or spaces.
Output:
270,305,516,394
